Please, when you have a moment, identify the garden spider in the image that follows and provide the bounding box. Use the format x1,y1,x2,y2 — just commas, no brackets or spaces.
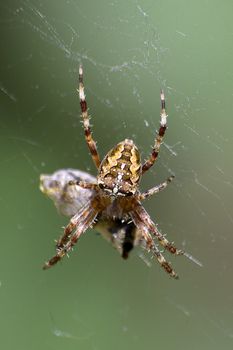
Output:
43,66,197,278
40,168,141,260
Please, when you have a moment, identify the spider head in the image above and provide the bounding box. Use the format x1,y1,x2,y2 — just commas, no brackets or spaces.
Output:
97,139,142,196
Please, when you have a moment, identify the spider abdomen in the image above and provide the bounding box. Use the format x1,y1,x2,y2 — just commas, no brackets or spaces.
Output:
97,139,141,196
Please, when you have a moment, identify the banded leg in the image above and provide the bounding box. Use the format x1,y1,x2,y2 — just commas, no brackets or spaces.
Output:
43,223,92,270
55,200,96,250
138,175,174,201
68,180,99,191
134,219,178,278
43,200,100,269
79,65,101,169
130,202,183,256
142,90,168,174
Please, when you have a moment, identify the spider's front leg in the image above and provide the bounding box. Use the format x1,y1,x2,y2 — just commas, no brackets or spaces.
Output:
141,228,178,278
43,198,101,269
68,180,99,191
142,90,168,174
78,65,101,169
55,199,97,250
130,202,184,256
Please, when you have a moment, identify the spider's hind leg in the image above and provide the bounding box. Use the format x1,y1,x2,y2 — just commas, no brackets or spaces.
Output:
78,65,101,169
142,90,168,174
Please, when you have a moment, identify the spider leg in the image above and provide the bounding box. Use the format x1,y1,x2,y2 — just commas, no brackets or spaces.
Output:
56,199,99,250
68,180,99,191
142,90,167,174
78,65,101,169
43,200,101,269
130,202,183,256
135,223,178,278
138,175,174,201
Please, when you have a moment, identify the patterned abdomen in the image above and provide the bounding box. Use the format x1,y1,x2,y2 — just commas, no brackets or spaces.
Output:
97,139,141,195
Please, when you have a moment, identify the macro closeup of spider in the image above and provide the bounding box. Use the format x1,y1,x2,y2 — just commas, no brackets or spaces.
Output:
43,65,197,278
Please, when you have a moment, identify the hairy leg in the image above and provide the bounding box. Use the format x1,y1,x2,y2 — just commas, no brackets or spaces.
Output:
79,65,101,168
138,175,174,201
142,90,168,174
130,202,183,256
43,200,100,269
131,216,178,278
68,180,99,191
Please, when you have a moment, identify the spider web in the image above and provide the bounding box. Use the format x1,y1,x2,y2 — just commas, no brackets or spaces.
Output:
0,1,233,350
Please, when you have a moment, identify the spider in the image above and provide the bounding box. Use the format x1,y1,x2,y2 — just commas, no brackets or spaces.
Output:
43,65,196,278
40,168,141,260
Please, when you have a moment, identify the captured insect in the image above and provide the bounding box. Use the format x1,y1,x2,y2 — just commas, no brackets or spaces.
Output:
42,66,201,278
40,169,141,259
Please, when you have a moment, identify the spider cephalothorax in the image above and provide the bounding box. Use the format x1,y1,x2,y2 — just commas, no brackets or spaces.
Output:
97,139,141,196
43,65,199,278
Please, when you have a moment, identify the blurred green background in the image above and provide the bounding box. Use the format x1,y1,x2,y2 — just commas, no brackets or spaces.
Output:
1,1,233,349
